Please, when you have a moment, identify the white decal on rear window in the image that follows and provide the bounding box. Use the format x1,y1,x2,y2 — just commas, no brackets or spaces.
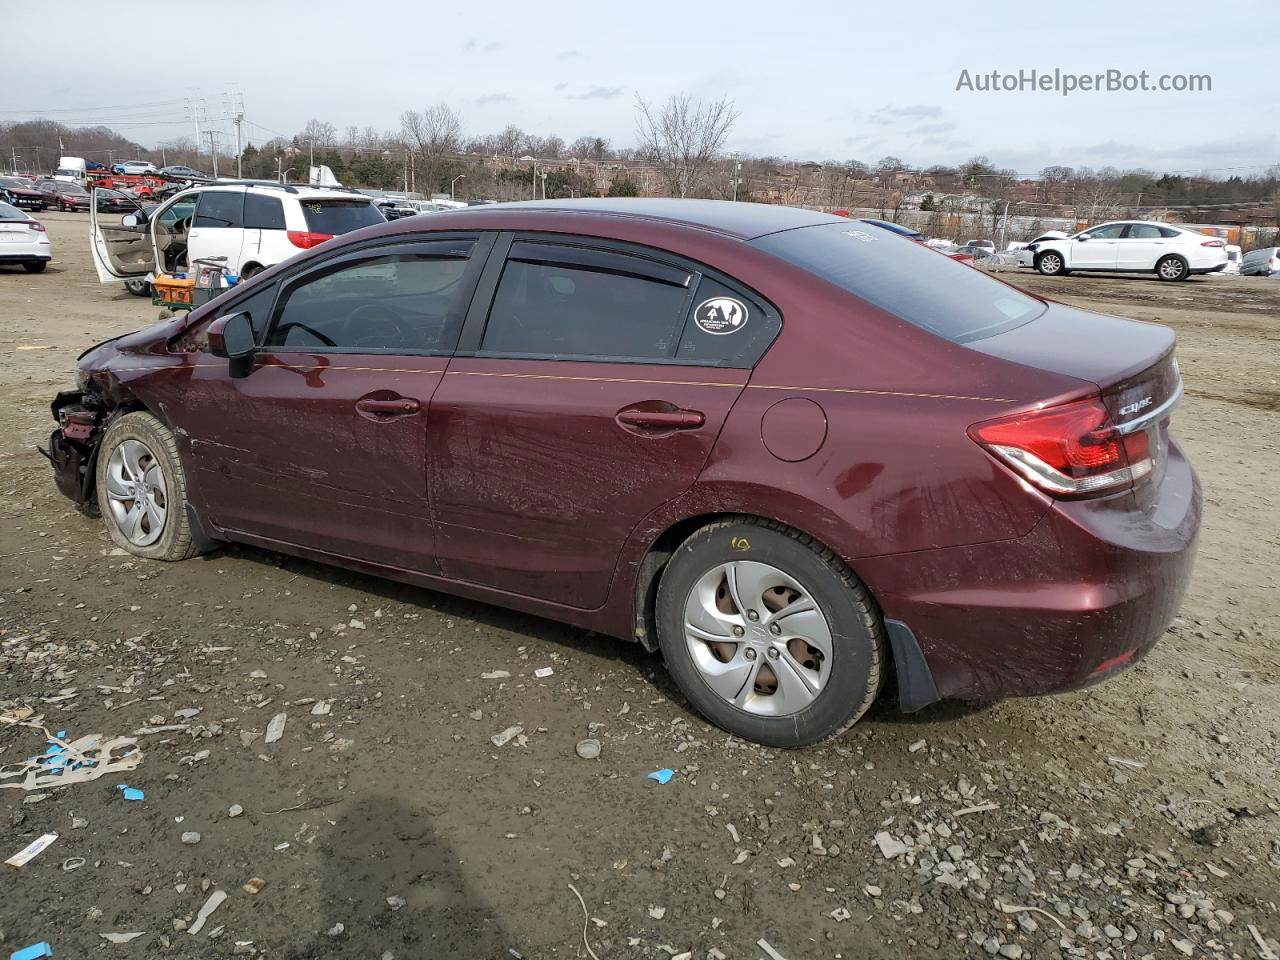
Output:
694,297,749,335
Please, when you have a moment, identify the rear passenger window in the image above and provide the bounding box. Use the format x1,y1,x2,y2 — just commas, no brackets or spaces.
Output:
265,243,474,354
193,191,243,229
244,193,285,230
481,251,691,360
676,277,781,367
1127,224,1162,239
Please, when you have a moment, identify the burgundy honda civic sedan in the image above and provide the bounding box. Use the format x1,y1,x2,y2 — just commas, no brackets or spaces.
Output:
45,199,1199,746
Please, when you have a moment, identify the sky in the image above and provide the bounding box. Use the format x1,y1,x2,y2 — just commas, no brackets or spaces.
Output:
5,0,1276,177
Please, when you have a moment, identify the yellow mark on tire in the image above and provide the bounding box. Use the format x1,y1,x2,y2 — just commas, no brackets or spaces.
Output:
731,537,751,551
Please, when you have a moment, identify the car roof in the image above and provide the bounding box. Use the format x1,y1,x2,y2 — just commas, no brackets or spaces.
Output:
375,198,843,241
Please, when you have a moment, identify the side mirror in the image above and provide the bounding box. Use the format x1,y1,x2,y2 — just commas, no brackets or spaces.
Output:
122,214,139,227
207,311,256,360
1077,233,1091,242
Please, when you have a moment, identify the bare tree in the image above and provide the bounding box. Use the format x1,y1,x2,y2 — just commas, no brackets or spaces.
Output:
298,119,337,148
401,103,463,193
494,125,524,160
635,93,738,198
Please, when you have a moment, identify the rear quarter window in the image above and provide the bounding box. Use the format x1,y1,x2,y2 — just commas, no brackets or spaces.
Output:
752,222,1046,343
244,193,286,230
301,199,383,234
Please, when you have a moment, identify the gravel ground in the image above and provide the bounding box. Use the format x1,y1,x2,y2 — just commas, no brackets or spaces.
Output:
1,212,1277,959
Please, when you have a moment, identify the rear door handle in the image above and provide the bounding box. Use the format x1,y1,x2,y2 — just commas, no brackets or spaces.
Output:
356,396,421,419
616,407,705,430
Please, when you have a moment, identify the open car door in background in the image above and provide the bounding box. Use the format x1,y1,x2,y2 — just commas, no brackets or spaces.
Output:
89,188,154,284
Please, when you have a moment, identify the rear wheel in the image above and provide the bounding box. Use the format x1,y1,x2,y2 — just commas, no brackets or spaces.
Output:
655,517,885,747
95,412,202,562
239,263,264,280
1156,255,1189,281
1036,251,1065,276
23,261,47,274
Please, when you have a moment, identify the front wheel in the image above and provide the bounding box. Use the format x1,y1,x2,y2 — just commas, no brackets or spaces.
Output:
655,517,885,747
95,411,203,561
23,261,47,273
1036,251,1065,276
1156,255,1189,281
124,278,151,297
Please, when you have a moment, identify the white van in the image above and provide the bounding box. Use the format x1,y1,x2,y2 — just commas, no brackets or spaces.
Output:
90,181,383,295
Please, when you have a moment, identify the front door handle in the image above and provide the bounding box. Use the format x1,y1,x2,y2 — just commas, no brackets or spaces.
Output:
188,230,201,238
356,396,421,419
616,407,705,430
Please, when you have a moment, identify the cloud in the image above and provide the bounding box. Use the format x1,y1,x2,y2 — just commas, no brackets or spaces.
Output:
554,82,569,91
566,86,624,100
558,49,583,60
870,104,944,125
464,38,498,52
910,121,955,135
475,93,512,105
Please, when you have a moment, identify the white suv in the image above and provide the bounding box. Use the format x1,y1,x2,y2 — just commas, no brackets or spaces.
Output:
1029,220,1228,281
90,180,384,295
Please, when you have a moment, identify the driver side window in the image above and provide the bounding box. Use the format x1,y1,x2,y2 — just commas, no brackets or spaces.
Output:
263,244,475,355
1085,224,1125,239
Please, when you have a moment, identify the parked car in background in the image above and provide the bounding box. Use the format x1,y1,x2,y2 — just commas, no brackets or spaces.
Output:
0,200,51,272
1018,230,1069,267
50,199,1200,747
965,239,995,252
1240,246,1280,276
40,179,92,211
90,180,385,290
1032,221,1228,280
96,190,138,214
953,244,995,260
160,165,208,180
112,161,158,175
0,176,47,211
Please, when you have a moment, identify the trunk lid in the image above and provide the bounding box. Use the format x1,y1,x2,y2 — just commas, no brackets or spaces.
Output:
967,301,1182,499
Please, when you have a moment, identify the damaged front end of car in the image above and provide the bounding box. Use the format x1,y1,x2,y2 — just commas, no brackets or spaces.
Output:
40,389,117,507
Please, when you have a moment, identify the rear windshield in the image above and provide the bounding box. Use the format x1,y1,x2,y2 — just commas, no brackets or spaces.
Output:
753,222,1046,343
301,198,383,234
0,201,25,219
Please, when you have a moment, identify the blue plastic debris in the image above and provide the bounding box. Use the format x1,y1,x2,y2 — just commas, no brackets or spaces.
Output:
116,784,144,801
10,942,53,960
647,768,675,785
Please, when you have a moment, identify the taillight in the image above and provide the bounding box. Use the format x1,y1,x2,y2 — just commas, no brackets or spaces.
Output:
27,221,46,232
968,396,1152,497
287,230,333,249
1200,239,1224,248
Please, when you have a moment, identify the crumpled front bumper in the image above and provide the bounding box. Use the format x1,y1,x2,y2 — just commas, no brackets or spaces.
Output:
38,390,109,504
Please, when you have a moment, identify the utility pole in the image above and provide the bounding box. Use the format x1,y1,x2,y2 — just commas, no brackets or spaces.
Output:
186,99,205,169
205,131,221,177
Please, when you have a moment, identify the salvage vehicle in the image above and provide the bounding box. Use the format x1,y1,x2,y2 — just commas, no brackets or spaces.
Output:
1032,221,1228,280
88,181,384,289
1016,230,1068,267
0,176,47,212
39,179,92,211
0,200,51,272
1239,246,1279,277
45,199,1200,747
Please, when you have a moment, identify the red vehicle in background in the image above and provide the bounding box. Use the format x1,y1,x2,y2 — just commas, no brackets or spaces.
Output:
43,199,1199,747
87,171,164,199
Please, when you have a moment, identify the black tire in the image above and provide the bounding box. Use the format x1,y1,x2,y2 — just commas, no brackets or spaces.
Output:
23,261,47,274
95,411,202,562
1156,255,1189,281
239,263,263,280
655,516,885,747
1035,250,1065,276
124,278,151,297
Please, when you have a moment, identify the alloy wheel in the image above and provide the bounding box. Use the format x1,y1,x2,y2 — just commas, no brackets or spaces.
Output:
105,438,168,546
1159,258,1185,280
1040,253,1061,274
683,560,832,717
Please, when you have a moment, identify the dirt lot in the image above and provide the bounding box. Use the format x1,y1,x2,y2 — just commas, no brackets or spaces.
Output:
1,211,1277,960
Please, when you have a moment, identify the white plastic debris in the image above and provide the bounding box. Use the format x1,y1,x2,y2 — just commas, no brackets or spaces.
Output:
101,932,145,944
264,713,287,744
187,890,228,935
534,667,555,678
5,832,58,868
490,726,523,747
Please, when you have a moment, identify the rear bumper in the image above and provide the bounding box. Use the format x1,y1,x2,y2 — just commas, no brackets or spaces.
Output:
0,251,50,263
859,441,1200,704
1191,263,1227,275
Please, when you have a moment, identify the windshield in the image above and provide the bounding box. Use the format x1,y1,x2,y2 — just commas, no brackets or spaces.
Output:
753,221,1046,343
301,198,384,234
0,178,31,189
60,183,89,194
